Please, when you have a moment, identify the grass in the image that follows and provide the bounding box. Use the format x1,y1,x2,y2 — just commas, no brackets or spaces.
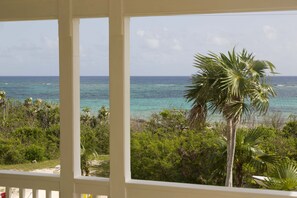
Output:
0,159,60,171
0,155,109,175
96,155,109,161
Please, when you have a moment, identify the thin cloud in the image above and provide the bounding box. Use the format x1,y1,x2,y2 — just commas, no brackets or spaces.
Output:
209,35,230,46
263,25,277,40
145,38,160,49
136,30,145,37
42,36,58,49
172,39,182,51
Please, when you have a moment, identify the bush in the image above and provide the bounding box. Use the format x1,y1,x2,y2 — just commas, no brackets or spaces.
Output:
144,109,188,135
131,110,225,185
81,119,109,155
25,145,46,162
4,148,25,164
45,124,60,159
283,120,297,138
12,127,46,145
0,138,25,164
131,129,225,185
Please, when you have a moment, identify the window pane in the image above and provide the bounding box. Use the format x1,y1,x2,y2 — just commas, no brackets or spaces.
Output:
130,12,297,190
80,18,110,177
0,20,60,174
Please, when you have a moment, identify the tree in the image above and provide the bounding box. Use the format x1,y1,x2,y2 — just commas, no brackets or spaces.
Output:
0,91,7,122
232,128,276,186
185,48,276,187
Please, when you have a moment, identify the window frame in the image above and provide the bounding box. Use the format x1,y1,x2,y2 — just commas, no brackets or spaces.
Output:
1,0,297,197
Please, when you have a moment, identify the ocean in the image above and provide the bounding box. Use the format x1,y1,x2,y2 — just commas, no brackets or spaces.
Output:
0,76,297,119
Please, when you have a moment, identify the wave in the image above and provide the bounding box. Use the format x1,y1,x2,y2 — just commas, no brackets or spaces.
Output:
275,84,297,87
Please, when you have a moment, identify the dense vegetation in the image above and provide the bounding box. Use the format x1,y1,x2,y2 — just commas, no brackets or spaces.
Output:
131,109,297,189
0,94,297,190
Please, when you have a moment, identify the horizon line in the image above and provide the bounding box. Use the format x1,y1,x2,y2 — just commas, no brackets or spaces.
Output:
1,75,297,77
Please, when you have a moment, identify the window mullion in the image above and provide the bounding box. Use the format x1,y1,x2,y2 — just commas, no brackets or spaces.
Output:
109,0,131,197
59,0,81,197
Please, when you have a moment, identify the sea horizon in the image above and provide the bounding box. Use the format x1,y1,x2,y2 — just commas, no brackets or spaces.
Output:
1,75,297,77
1,76,297,119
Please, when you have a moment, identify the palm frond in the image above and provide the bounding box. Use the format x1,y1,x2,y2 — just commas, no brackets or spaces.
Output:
262,161,297,190
185,48,276,126
187,103,207,127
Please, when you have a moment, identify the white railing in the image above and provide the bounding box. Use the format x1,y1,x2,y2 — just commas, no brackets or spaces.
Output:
1,171,296,198
0,171,109,198
0,171,59,198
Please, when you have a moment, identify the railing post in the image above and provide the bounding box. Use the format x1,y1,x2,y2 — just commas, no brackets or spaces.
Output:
19,188,25,198
33,189,39,198
59,0,81,197
109,0,131,197
5,186,11,198
46,190,52,198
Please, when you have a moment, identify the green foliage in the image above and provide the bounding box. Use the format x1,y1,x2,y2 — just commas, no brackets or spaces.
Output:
25,145,46,161
131,109,297,189
81,118,109,155
45,124,60,159
233,128,278,186
261,160,297,191
98,106,109,122
0,138,25,164
131,131,181,182
184,48,277,186
4,149,25,164
185,49,276,125
258,125,297,161
35,103,60,129
0,95,110,167
145,109,188,135
283,120,297,138
131,110,226,185
12,127,46,145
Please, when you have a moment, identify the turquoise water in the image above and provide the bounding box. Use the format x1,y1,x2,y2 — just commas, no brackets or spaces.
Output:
0,76,297,119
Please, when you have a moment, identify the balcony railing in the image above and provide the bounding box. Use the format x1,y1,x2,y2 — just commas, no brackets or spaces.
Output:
2,170,297,198
0,171,109,198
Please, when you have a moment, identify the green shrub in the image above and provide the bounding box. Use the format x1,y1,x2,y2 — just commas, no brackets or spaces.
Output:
12,127,46,145
45,124,60,159
145,109,188,135
283,121,297,138
4,148,25,164
0,138,25,164
25,145,46,162
131,129,225,185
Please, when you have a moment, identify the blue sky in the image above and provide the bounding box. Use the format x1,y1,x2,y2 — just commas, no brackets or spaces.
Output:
1,11,297,76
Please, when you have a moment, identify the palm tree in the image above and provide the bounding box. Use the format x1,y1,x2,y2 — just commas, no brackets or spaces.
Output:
260,161,297,191
185,48,276,187
233,128,277,186
211,127,277,187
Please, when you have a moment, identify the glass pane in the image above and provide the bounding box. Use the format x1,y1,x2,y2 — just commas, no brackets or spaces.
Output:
130,12,297,191
0,20,60,174
80,18,110,177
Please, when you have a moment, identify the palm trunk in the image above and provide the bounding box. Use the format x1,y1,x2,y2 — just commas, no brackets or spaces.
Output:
225,118,237,187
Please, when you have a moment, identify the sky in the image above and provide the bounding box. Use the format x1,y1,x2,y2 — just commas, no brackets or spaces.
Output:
1,11,297,76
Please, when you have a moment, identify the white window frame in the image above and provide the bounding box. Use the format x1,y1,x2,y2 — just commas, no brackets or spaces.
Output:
1,0,297,198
